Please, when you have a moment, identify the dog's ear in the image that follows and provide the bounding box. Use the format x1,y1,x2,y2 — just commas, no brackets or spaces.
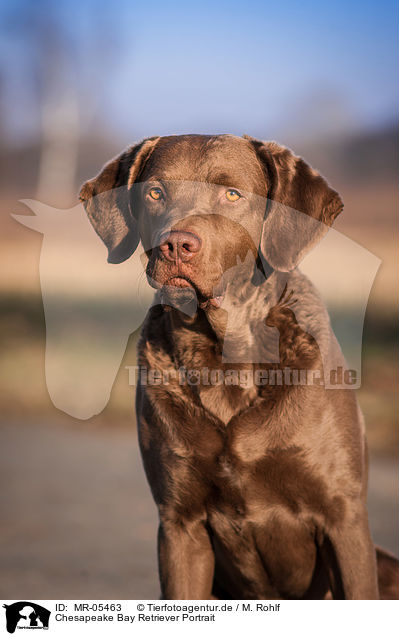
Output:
79,137,160,263
246,137,343,272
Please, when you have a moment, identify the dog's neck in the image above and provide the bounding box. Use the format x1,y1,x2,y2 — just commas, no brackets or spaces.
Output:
164,269,289,366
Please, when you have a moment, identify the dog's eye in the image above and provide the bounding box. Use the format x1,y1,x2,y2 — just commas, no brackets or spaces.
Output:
225,189,241,202
148,187,164,201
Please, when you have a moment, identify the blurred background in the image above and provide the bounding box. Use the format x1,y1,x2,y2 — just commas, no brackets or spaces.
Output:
0,0,398,598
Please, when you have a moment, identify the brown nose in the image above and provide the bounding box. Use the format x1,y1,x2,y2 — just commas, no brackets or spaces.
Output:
158,230,202,262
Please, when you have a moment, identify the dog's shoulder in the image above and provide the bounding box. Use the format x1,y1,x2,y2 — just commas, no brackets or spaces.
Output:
136,304,178,382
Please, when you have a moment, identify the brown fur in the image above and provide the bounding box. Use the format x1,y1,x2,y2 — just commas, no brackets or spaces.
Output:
80,134,399,599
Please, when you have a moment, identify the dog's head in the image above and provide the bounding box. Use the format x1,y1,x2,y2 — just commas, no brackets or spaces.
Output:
80,134,343,308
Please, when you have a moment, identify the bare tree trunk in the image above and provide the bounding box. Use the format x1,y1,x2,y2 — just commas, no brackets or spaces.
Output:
36,82,80,206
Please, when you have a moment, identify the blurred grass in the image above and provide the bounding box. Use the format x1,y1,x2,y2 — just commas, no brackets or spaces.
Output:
0,292,140,426
359,310,399,456
0,291,398,455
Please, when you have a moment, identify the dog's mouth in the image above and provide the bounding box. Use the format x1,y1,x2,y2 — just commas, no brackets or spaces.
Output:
160,274,225,309
145,249,228,311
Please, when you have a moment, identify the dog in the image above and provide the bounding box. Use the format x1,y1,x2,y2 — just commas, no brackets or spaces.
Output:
80,134,399,599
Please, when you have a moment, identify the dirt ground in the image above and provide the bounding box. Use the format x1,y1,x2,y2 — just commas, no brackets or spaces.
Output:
0,418,398,600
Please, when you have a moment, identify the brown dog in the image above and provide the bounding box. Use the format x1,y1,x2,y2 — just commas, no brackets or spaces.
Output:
80,134,399,599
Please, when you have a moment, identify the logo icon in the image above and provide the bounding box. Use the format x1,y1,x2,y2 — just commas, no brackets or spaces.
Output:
2,602,51,633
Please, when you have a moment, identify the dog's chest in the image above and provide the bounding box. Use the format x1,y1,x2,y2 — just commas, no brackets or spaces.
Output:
198,380,258,425
171,317,259,425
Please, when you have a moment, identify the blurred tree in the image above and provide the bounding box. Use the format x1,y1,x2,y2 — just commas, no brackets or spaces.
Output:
33,4,80,204
0,0,126,204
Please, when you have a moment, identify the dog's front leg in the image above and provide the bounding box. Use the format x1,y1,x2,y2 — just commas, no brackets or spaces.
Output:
327,503,379,599
158,517,215,600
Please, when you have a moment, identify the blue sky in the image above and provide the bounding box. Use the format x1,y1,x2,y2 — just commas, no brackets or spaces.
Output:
1,0,398,143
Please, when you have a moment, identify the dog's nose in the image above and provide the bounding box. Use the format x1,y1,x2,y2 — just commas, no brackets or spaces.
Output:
159,231,202,262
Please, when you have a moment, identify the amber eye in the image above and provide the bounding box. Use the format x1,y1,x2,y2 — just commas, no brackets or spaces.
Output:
148,187,163,201
225,189,241,202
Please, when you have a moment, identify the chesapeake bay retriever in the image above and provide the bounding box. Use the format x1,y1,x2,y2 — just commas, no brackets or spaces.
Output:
80,134,399,599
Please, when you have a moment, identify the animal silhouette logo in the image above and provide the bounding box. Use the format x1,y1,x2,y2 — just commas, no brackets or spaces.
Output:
3,602,50,633
13,191,380,417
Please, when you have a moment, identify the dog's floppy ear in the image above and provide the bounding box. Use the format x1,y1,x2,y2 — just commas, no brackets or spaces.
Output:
79,137,160,263
247,138,343,272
